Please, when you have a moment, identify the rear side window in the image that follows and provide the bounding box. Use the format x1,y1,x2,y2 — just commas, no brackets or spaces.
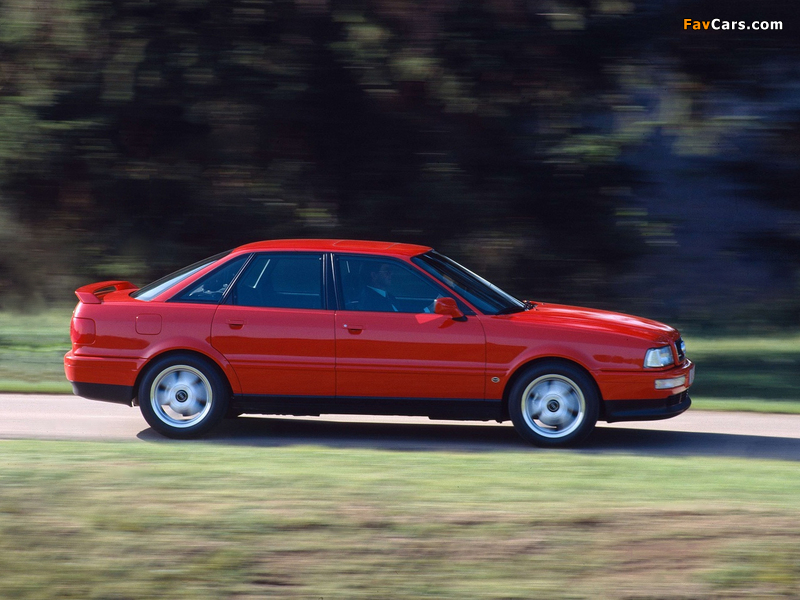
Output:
172,254,250,304
230,253,324,309
132,250,232,301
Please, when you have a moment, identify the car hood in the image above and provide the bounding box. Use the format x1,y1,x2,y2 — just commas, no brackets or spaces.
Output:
502,303,677,343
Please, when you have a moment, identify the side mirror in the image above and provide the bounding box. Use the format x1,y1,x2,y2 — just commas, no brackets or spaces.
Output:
434,297,467,321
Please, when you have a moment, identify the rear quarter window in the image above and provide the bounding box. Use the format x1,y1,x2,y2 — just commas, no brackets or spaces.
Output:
171,254,250,304
132,250,232,301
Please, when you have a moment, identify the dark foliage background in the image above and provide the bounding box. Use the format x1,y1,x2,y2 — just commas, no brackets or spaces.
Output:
1,0,798,329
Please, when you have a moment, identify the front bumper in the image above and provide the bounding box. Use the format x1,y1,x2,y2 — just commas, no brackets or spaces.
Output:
596,360,694,401
603,391,691,423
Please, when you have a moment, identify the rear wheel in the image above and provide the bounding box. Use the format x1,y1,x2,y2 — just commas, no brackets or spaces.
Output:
138,354,229,439
508,362,599,447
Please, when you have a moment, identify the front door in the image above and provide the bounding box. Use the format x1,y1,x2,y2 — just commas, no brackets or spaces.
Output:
334,255,486,401
211,252,335,397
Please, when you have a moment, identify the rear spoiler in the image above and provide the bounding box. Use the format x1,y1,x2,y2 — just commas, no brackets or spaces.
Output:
75,281,138,304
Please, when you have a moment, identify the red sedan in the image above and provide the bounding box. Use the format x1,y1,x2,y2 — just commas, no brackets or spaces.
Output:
65,239,693,446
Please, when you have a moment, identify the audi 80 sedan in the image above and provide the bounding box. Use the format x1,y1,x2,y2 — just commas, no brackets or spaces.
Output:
65,239,694,446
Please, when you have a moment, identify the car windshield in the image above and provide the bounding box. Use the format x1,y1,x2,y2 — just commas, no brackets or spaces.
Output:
412,251,527,315
131,250,232,301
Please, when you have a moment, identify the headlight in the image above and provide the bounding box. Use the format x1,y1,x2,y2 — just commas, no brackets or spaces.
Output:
644,346,674,368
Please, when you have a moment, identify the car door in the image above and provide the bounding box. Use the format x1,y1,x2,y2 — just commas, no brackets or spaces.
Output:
334,254,486,401
211,252,335,397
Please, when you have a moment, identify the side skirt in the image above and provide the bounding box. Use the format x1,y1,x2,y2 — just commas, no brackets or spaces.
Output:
231,395,505,422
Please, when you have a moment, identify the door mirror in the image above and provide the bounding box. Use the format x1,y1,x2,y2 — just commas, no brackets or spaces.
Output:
434,297,467,321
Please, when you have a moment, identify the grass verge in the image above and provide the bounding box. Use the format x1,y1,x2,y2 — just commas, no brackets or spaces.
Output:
0,440,798,599
691,397,800,414
0,309,72,393
684,333,800,403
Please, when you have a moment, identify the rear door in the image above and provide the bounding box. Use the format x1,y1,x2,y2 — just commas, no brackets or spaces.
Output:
211,252,335,397
334,254,486,401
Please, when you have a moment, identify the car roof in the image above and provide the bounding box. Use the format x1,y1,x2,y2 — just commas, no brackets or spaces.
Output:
232,239,432,257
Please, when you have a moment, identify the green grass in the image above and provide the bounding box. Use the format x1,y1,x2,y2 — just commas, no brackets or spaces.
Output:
1,309,799,412
0,308,73,393
691,397,800,414
683,333,800,409
0,440,798,599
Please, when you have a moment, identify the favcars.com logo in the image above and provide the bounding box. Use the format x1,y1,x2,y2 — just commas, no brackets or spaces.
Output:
684,19,783,31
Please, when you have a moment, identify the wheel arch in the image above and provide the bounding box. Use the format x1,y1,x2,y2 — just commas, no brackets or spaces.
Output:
132,349,234,407
502,356,606,421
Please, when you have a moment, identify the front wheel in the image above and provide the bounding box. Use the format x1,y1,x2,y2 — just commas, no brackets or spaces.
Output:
508,362,599,447
138,354,229,439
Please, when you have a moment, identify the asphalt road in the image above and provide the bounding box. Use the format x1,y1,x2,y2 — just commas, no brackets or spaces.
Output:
1,394,799,460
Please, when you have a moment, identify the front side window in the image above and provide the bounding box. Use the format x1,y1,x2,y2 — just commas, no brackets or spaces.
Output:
413,251,525,315
337,256,446,313
230,253,324,309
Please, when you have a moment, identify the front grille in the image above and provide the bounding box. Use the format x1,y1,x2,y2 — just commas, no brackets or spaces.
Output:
676,337,686,362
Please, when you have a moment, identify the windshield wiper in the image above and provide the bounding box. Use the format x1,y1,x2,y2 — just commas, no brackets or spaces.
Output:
496,305,525,315
496,300,536,315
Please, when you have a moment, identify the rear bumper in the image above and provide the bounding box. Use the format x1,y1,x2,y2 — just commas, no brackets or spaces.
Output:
71,381,135,405
65,350,142,386
603,392,691,423
65,350,137,405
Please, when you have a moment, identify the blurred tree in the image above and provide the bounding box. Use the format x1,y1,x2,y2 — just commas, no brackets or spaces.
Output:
0,0,797,320
650,0,800,324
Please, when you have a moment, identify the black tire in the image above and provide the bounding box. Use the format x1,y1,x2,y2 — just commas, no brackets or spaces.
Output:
138,353,229,439
508,361,599,447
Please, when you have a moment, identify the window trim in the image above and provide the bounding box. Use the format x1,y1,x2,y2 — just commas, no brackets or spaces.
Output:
325,253,337,311
220,253,255,305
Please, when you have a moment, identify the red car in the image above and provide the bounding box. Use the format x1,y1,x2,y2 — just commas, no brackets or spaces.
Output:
65,239,693,446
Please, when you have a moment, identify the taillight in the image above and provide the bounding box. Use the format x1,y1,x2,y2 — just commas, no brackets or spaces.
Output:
70,317,96,345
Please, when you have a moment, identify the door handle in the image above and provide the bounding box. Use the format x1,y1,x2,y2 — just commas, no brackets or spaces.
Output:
343,324,364,334
228,320,245,329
